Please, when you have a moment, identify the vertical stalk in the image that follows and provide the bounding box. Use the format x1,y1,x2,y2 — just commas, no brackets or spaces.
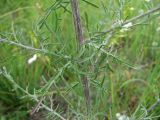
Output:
110,74,116,120
70,0,91,113
70,0,83,48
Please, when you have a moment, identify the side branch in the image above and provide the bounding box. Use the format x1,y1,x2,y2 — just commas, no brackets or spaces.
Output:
147,99,160,113
96,4,160,36
0,38,70,59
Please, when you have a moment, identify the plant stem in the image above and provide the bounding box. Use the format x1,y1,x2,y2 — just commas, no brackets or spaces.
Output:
110,74,116,120
70,0,91,113
147,99,160,113
70,0,83,48
96,4,160,36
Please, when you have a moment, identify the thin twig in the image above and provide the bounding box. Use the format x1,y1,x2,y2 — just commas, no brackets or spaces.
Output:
88,42,138,69
147,99,160,113
2,67,66,120
30,98,44,116
70,0,91,113
95,4,160,37
0,38,70,59
0,6,36,19
0,38,47,52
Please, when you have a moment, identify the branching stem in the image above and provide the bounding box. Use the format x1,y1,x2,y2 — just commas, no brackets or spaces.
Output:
96,4,160,36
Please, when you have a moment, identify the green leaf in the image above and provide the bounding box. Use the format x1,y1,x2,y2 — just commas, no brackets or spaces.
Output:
82,0,99,8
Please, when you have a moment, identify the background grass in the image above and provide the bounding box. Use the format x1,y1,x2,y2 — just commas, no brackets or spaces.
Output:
0,0,160,119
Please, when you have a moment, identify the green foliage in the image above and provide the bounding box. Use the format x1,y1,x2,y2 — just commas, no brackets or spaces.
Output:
0,0,160,119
